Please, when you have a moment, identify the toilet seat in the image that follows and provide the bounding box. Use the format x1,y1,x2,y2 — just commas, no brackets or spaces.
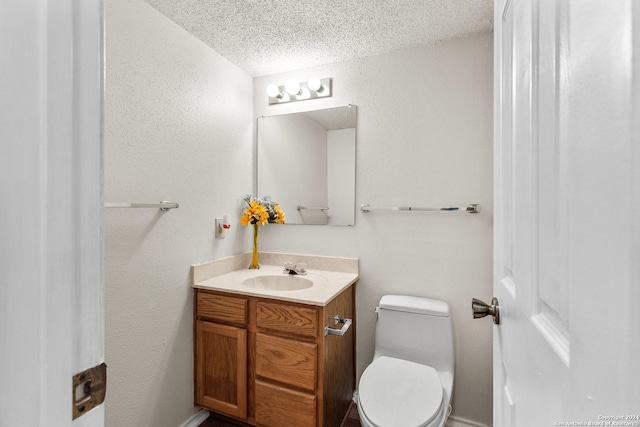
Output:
358,356,444,427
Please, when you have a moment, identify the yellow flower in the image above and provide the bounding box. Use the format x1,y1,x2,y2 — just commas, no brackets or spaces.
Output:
240,195,286,226
241,200,269,226
273,203,286,224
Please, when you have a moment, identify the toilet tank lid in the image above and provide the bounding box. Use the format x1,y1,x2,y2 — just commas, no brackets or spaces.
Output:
379,295,450,317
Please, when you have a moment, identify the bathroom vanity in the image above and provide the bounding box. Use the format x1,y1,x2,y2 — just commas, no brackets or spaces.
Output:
192,253,358,427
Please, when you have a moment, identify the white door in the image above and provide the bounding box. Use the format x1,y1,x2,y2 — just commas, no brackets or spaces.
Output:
0,1,104,426
493,0,640,425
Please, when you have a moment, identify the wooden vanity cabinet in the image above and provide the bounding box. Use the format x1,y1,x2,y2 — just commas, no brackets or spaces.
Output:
194,284,356,427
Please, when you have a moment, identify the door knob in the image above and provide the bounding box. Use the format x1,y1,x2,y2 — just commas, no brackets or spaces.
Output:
472,297,500,324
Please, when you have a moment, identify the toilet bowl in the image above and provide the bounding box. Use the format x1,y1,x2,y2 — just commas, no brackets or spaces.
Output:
356,295,455,427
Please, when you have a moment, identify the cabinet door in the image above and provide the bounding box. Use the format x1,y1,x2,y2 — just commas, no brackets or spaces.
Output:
195,320,247,419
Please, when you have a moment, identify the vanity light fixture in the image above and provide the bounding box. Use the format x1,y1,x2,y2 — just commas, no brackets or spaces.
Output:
266,76,332,105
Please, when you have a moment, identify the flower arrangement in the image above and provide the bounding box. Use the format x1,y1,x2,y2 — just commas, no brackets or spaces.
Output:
240,195,285,268
240,195,286,226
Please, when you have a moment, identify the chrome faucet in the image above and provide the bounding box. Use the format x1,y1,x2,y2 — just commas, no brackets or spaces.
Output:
283,262,307,275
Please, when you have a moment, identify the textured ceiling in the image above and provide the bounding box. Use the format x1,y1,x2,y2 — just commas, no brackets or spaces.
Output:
143,0,494,77
305,105,356,130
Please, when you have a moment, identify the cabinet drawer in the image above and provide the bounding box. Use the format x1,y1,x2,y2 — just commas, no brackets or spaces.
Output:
255,380,316,427
196,291,247,325
256,301,317,337
256,333,316,392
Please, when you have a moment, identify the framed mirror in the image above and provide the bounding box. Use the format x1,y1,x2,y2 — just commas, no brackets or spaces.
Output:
257,105,357,226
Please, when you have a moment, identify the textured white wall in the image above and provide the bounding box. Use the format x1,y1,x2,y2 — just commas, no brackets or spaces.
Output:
104,1,253,426
253,34,494,425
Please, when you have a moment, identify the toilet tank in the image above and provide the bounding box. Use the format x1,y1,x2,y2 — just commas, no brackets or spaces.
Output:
373,295,455,375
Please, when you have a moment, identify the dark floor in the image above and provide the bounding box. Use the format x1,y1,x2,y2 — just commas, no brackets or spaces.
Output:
199,403,361,427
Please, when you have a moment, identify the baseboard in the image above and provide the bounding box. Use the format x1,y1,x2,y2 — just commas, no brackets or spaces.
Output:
180,408,210,427
446,414,492,427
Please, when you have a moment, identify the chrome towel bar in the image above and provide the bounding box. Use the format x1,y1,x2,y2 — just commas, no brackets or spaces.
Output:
360,204,480,214
104,201,179,211
297,205,329,211
324,315,352,336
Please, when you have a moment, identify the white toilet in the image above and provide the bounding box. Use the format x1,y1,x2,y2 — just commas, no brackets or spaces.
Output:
357,295,455,427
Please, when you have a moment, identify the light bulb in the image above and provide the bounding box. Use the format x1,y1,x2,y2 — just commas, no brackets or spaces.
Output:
284,79,301,96
266,84,281,98
308,76,322,92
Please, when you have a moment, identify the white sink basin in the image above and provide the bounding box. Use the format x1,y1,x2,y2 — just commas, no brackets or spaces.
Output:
243,274,313,291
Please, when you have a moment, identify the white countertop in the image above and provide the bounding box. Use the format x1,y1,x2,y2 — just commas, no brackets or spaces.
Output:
193,264,359,306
